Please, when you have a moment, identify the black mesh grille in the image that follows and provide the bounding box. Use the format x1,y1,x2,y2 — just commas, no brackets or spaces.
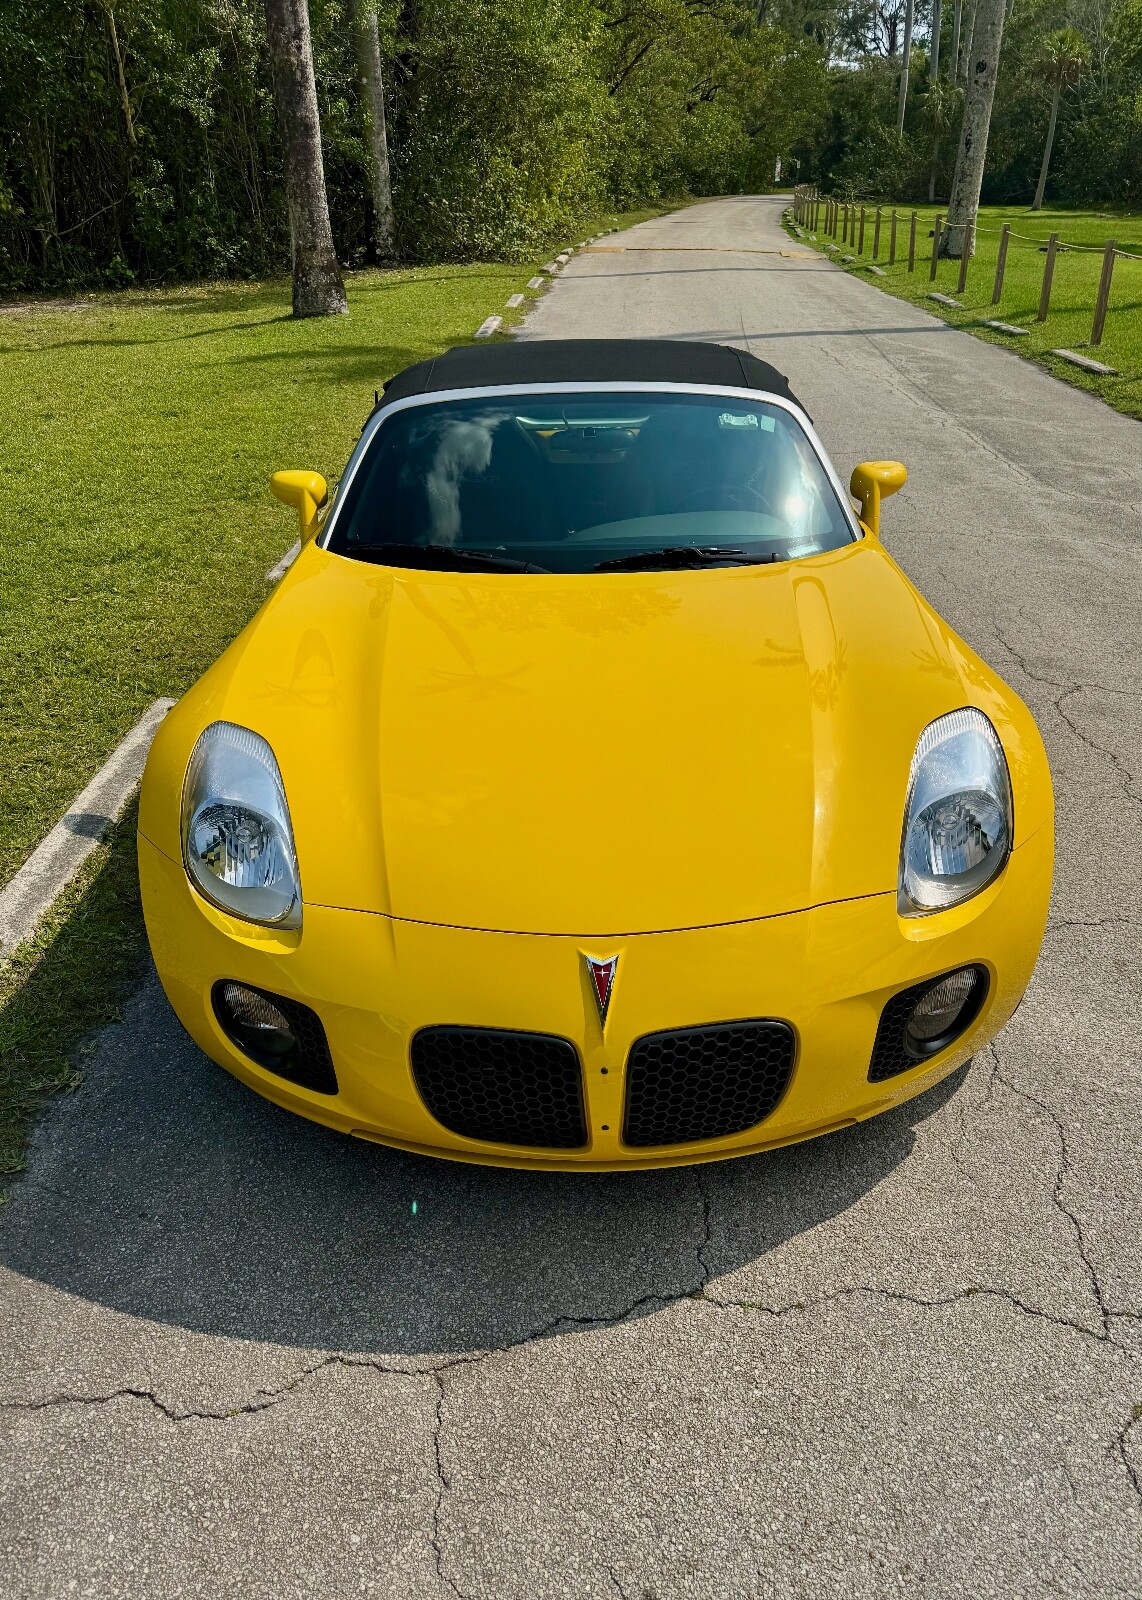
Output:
211,982,338,1096
868,965,989,1083
411,1027,587,1148
622,1019,795,1147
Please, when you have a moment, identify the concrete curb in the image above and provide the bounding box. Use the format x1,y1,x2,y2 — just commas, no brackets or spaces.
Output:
474,315,502,338
0,698,176,960
266,540,301,582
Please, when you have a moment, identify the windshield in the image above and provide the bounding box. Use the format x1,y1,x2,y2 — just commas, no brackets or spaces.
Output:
327,389,855,574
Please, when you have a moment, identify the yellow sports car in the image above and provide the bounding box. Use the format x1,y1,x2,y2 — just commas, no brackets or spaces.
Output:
139,339,1053,1169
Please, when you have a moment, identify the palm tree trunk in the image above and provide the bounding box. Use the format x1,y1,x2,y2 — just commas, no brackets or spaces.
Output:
950,0,962,77
929,139,939,201
348,0,395,259
263,0,348,317
931,0,942,78
1032,79,1061,211
957,0,976,85
897,0,916,133
941,0,1006,256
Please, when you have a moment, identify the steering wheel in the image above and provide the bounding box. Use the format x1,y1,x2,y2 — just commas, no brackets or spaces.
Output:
674,482,778,518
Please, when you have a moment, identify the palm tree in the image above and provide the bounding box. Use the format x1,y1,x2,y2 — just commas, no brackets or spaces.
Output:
348,0,395,260
940,0,1006,257
263,0,348,317
897,0,917,132
919,78,963,202
1031,27,1089,211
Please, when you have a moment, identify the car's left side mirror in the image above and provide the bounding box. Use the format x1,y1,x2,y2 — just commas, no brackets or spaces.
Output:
849,460,907,539
270,470,329,541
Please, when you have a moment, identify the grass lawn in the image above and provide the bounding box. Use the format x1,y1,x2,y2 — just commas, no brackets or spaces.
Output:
0,203,671,1183
790,202,1142,418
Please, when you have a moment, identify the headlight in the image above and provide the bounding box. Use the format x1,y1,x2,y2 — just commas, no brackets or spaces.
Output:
181,722,301,928
899,708,1012,915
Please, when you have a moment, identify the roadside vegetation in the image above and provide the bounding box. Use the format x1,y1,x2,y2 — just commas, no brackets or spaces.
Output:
792,202,1142,416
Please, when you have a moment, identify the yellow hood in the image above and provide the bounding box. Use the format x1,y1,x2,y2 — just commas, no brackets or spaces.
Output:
142,541,1049,936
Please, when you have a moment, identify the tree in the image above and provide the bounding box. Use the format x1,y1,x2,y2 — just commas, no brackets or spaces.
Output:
1031,26,1089,208
348,0,395,258
897,0,916,129
919,75,963,198
940,0,1005,256
263,0,347,316
930,0,942,77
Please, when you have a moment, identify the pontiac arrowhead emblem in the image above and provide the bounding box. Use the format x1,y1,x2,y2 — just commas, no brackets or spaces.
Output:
584,954,618,1028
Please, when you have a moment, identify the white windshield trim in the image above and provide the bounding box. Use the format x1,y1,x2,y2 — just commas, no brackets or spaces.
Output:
320,379,864,551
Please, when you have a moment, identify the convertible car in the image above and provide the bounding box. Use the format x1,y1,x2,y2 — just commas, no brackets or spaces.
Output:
139,339,1052,1169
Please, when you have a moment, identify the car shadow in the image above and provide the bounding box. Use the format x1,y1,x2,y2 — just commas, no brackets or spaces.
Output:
0,962,966,1358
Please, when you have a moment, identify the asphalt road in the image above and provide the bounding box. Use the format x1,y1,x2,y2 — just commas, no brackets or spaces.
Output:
3,195,1141,1598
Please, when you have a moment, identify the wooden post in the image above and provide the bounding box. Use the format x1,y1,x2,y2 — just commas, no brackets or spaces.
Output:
843,203,849,245
1091,241,1117,346
957,220,973,294
930,213,942,281
991,224,1010,304
889,209,898,266
908,211,917,272
858,206,866,254
1037,232,1059,321
873,207,882,259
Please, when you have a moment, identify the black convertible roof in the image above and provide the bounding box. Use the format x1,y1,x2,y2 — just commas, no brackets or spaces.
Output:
379,339,802,410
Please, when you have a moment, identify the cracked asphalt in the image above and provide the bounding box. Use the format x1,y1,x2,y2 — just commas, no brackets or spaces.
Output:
3,195,1141,1597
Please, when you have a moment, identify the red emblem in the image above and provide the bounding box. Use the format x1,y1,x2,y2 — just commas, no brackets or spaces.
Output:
584,954,618,1027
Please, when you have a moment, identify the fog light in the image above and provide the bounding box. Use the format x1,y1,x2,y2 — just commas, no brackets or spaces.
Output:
216,981,296,1060
210,980,338,1095
903,966,987,1058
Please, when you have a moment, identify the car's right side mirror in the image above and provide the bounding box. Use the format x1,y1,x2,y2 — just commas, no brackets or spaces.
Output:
270,469,329,541
849,460,907,539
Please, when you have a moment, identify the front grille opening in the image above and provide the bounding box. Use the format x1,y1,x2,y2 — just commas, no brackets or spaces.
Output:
212,981,338,1096
867,965,989,1084
411,1026,587,1149
622,1019,796,1148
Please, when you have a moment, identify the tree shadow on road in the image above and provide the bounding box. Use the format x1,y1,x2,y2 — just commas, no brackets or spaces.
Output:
0,961,966,1357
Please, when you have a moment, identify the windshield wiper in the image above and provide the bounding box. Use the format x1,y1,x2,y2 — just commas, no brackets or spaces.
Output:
353,542,550,574
593,545,769,573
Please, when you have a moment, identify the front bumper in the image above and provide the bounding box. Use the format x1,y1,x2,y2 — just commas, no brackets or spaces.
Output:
139,827,1052,1170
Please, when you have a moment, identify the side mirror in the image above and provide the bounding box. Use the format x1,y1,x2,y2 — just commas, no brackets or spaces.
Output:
849,460,907,539
270,470,328,541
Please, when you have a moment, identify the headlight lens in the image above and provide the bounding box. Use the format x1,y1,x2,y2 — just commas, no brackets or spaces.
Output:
181,722,301,928
899,708,1012,915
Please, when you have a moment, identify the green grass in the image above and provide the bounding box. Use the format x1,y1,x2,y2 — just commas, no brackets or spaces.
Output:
0,803,146,1184
791,202,1142,417
0,202,670,1183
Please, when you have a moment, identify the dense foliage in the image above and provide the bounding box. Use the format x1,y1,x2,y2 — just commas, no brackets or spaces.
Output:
0,0,828,290
798,0,1142,208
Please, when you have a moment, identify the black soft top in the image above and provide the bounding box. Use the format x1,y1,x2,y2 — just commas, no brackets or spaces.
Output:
378,338,802,411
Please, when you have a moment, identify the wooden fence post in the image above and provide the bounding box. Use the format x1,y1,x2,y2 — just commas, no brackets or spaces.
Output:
1037,232,1059,321
908,211,917,272
1091,241,1117,346
843,203,850,245
930,214,942,281
858,206,866,254
991,224,1010,304
873,207,882,259
889,210,898,266
957,220,973,294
